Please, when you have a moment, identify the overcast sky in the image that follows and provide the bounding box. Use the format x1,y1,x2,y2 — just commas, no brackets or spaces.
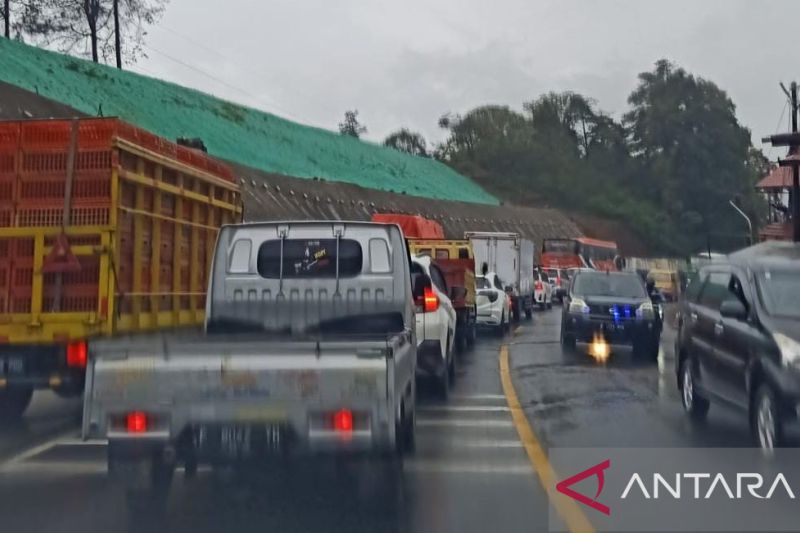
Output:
134,0,798,149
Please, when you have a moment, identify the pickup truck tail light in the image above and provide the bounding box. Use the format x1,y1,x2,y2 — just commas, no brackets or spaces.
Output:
66,340,87,368
535,280,543,291
416,286,439,313
332,409,353,433
126,411,148,433
556,276,562,288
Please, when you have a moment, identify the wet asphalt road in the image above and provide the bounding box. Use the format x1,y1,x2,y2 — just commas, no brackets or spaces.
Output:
0,307,795,532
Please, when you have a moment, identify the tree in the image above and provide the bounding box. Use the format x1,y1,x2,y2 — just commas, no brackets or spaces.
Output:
13,0,166,65
383,128,428,157
624,59,756,252
338,110,367,139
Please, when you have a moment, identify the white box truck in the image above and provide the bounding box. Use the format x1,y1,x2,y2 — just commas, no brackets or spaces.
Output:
465,231,534,321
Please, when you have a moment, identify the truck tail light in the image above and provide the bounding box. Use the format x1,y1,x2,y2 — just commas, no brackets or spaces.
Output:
333,409,353,433
535,280,543,291
66,341,87,368
556,276,562,288
126,411,148,433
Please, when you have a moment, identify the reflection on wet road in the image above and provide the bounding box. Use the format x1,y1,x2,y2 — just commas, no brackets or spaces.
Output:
1,307,795,532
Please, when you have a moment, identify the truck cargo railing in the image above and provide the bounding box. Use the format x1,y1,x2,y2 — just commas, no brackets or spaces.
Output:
0,118,242,345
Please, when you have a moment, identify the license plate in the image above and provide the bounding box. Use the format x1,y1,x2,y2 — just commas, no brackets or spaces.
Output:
196,424,286,458
602,322,625,332
4,356,25,376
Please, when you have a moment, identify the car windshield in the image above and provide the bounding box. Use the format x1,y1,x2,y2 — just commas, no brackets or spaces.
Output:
476,277,490,289
573,273,647,298
756,268,800,319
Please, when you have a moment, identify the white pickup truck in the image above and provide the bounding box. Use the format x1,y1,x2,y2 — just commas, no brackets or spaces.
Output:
82,221,418,512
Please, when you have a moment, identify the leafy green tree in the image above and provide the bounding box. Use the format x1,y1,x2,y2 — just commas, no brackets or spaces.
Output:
625,59,758,251
383,128,428,157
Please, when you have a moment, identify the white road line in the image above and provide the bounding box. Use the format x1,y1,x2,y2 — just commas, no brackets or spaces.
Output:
450,439,523,449
48,439,108,447
448,393,507,402
419,405,510,413
2,428,78,467
416,418,514,428
404,460,532,475
1,461,107,475
1,460,214,476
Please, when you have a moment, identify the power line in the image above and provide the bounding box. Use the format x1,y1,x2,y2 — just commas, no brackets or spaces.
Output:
151,25,321,123
142,43,315,126
157,24,230,61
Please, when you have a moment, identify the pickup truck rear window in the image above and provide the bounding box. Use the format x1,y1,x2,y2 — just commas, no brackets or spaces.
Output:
257,239,363,278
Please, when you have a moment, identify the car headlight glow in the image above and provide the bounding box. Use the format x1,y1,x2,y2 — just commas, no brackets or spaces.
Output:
569,298,590,314
636,301,655,320
775,333,800,370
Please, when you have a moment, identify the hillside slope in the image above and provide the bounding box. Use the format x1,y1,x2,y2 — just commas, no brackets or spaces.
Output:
0,39,497,204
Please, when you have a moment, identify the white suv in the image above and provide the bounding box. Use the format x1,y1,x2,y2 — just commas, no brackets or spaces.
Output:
475,272,511,335
411,255,457,397
534,270,553,310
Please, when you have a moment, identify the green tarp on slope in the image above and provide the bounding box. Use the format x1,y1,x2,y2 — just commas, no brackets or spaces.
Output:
0,39,497,205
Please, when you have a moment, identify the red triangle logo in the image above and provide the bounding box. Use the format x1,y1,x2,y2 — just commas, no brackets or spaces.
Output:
42,234,82,273
556,459,611,515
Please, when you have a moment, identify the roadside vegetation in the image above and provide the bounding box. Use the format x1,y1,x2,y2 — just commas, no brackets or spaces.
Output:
386,60,769,256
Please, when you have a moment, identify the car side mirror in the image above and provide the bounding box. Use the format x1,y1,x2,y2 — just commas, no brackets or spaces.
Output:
504,285,514,293
720,299,747,321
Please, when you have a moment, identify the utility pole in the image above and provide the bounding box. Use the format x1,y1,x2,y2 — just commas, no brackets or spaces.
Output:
113,0,122,69
762,81,800,242
4,0,10,39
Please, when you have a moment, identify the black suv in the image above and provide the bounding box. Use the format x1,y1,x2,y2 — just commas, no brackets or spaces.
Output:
675,241,800,451
561,270,660,359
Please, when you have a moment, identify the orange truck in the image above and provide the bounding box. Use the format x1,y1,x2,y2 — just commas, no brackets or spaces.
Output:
0,118,241,419
372,214,477,350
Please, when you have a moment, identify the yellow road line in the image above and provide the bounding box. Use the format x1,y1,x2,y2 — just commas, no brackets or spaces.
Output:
499,344,596,533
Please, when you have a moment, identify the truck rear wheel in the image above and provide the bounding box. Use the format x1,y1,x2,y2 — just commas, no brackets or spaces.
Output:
0,386,33,421
124,457,174,522
454,330,466,354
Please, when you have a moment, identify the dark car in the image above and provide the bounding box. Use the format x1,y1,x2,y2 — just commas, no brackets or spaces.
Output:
560,270,660,359
675,241,800,452
543,267,570,303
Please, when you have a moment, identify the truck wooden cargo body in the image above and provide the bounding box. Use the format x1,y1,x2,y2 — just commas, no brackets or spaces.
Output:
0,118,241,418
